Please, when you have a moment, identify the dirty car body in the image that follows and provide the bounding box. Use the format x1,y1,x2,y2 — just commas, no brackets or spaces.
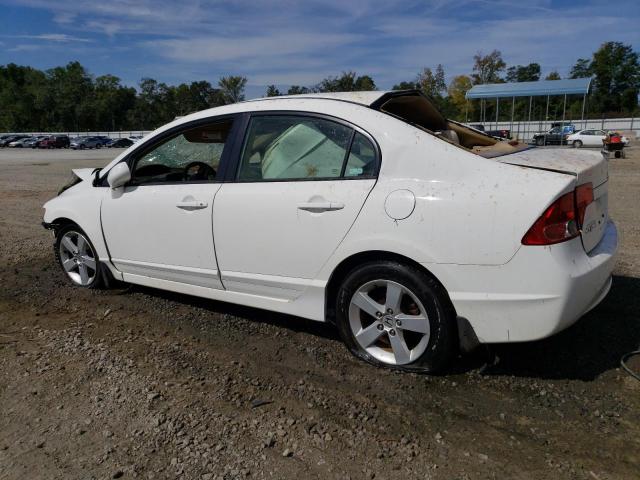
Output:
42,90,617,372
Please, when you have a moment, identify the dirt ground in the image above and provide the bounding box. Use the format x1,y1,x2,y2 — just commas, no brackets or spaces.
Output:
0,146,639,480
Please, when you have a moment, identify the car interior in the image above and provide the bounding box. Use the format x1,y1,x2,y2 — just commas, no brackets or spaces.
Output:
376,92,529,158
238,116,376,181
132,121,232,184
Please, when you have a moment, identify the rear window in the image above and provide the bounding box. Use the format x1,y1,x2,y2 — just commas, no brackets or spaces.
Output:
376,92,529,159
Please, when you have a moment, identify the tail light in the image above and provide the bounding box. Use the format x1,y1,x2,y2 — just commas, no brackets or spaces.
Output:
522,183,594,246
575,183,594,227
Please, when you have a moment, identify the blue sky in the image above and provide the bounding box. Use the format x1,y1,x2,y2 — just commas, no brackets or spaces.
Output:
0,0,638,99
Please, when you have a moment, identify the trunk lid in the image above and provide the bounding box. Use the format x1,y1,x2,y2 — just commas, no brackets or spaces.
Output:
497,148,609,253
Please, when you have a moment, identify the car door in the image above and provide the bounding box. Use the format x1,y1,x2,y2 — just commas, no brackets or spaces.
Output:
213,113,379,300
592,130,606,147
101,116,237,289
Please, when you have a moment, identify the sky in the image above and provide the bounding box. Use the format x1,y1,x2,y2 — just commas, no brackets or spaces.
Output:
0,0,638,99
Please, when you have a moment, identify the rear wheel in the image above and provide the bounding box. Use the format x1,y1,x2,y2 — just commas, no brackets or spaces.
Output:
55,225,104,289
573,140,583,148
536,137,545,146
335,261,456,373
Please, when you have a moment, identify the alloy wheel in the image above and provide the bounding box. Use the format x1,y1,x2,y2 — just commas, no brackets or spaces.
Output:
59,230,97,286
348,280,430,365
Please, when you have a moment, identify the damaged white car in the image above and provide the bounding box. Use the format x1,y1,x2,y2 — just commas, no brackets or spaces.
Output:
42,90,617,372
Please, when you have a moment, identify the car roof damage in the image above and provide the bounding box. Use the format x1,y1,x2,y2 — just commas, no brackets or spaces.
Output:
253,90,529,158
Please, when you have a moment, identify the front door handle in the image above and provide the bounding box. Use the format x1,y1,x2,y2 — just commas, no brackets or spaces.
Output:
297,201,345,212
176,200,208,210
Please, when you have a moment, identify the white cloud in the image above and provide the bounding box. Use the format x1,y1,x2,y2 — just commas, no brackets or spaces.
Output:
5,33,92,43
150,32,362,63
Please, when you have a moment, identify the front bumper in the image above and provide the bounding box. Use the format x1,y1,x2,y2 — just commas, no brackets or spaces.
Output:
428,221,618,343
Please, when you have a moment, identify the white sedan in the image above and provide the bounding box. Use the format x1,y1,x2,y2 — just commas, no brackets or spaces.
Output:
567,129,629,148
42,91,617,372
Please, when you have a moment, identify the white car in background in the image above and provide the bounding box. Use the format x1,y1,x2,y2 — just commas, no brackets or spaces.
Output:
567,129,629,148
42,91,617,372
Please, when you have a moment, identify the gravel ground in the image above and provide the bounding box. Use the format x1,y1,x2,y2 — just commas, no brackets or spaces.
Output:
0,146,639,480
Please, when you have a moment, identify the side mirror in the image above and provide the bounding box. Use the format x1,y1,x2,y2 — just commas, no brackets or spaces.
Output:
107,163,131,189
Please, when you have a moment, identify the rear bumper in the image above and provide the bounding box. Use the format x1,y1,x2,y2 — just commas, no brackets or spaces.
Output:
427,221,618,343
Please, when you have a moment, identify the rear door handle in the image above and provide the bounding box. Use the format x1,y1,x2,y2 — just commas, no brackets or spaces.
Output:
297,202,345,212
176,200,208,210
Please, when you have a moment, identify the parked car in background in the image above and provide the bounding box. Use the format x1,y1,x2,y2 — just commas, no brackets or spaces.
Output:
567,129,629,148
0,134,14,145
42,90,617,373
106,138,134,148
70,136,104,149
468,124,510,139
37,135,70,149
1,135,28,147
96,136,113,146
532,124,576,146
25,135,48,148
9,137,35,148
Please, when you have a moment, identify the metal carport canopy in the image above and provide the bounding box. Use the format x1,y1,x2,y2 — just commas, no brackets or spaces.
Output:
465,77,591,99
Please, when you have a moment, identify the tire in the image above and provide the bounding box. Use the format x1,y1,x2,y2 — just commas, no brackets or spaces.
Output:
335,261,456,373
573,140,583,148
96,143,101,149
536,137,545,146
54,224,106,289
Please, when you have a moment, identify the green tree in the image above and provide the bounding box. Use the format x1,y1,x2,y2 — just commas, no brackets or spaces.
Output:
265,85,281,97
315,72,377,92
287,85,310,95
0,64,49,131
590,42,640,113
417,65,446,99
471,50,506,85
94,74,136,130
46,61,94,131
392,81,418,90
505,63,541,82
545,71,561,80
447,75,473,120
354,75,376,91
569,58,591,79
218,76,247,104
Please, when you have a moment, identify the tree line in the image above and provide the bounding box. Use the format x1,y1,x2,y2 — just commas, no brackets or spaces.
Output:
1,41,637,132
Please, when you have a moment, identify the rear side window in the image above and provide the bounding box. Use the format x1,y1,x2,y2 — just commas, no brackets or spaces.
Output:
344,132,376,178
237,115,377,181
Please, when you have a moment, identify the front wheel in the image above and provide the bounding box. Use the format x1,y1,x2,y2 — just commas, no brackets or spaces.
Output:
335,261,456,373
573,140,583,148
536,137,545,146
54,225,104,289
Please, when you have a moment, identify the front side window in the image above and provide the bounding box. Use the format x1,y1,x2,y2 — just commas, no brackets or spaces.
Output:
132,120,232,184
237,115,354,181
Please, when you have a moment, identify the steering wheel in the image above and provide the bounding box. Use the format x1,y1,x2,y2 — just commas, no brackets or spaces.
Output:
183,161,216,181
